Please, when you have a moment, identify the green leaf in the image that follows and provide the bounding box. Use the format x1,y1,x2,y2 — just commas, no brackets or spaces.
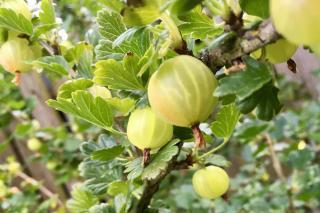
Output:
91,145,124,162
67,186,99,213
237,82,282,121
171,0,203,15
95,31,150,60
96,9,150,60
239,0,269,19
142,139,180,181
94,55,144,91
99,0,124,13
80,142,99,156
178,8,223,39
32,23,58,40
65,42,94,78
211,103,240,140
89,203,115,213
112,27,145,48
214,57,272,100
47,91,114,132
39,0,56,25
122,5,161,27
57,78,93,99
107,181,128,196
97,10,126,41
234,121,268,142
33,56,72,76
205,154,231,167
15,123,33,137
124,157,143,180
0,8,33,35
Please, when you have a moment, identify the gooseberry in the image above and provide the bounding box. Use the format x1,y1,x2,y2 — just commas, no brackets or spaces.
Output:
252,39,297,64
1,0,32,20
148,55,218,127
192,166,229,199
7,161,21,174
27,138,42,151
148,55,218,147
127,107,173,150
270,0,320,45
312,45,320,58
0,38,36,84
46,160,57,170
89,85,112,100
0,180,6,197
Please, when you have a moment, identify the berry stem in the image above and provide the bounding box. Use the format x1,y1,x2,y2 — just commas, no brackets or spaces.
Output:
12,71,21,85
192,124,205,148
198,138,229,159
143,148,151,167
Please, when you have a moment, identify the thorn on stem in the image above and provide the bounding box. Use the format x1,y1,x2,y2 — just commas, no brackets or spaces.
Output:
192,124,205,149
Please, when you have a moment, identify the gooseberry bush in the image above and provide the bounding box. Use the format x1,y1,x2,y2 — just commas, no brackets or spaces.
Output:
0,0,320,212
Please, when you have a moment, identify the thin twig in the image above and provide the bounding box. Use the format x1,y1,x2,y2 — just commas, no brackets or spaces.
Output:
264,134,285,180
16,172,64,208
200,19,280,71
136,142,184,212
264,134,296,213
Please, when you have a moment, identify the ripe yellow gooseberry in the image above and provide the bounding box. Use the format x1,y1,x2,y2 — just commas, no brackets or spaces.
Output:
148,55,218,147
46,160,57,170
192,166,230,199
27,138,42,151
127,107,173,150
1,0,32,20
89,85,112,100
7,161,21,174
312,45,320,58
270,0,320,45
252,39,297,64
148,55,218,127
0,38,35,84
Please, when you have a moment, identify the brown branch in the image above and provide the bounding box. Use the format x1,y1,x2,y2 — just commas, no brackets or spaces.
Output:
136,142,185,212
200,19,280,71
264,134,285,180
16,172,65,209
264,134,296,213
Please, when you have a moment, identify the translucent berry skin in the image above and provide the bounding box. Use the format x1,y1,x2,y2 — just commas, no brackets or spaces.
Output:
271,0,320,45
27,138,42,151
192,166,230,199
89,85,112,100
148,55,218,127
1,0,32,20
127,107,173,150
0,38,35,73
252,39,297,64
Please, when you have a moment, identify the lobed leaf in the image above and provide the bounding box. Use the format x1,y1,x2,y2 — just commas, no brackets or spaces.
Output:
94,55,144,91
67,186,98,213
33,56,72,76
39,0,56,25
91,145,124,162
47,91,114,132
214,57,272,100
57,78,93,99
211,103,241,140
0,8,33,35
142,139,180,181
178,7,223,39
